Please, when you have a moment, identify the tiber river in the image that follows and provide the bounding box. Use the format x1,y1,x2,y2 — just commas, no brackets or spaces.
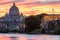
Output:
0,33,60,40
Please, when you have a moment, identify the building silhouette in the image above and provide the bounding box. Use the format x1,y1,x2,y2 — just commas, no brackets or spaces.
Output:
0,2,25,32
43,14,60,33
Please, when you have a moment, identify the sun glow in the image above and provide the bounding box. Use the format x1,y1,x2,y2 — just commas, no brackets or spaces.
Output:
0,0,60,17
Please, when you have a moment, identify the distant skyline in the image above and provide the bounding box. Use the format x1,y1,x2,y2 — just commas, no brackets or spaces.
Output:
0,0,60,17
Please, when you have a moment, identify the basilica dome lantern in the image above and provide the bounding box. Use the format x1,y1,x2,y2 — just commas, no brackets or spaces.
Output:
9,2,20,16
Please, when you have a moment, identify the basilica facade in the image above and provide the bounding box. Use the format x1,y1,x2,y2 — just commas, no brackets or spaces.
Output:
0,3,25,32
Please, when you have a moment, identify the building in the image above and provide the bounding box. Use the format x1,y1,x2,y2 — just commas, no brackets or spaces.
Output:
42,14,60,33
0,2,25,32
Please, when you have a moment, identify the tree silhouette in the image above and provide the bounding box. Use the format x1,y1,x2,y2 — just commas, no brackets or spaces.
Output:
25,13,47,33
25,16,39,32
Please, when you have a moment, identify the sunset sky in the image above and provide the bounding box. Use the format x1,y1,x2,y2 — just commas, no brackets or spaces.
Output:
0,0,60,17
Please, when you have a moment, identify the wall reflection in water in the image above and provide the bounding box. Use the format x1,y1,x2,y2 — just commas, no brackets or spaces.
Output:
0,36,10,40
0,34,60,40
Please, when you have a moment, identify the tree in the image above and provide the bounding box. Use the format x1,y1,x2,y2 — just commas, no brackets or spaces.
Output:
55,20,60,35
37,13,48,19
25,13,47,33
25,15,40,32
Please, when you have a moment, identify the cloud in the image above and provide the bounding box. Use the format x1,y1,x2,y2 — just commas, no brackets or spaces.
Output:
38,0,60,2
22,1,40,5
0,0,12,5
12,0,25,2
0,0,25,5
0,1,12,5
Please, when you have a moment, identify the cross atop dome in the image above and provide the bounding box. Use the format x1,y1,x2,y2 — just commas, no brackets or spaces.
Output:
13,2,16,6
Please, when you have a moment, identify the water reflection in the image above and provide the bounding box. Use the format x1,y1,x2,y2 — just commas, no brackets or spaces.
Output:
0,34,60,40
10,37,17,40
0,36,10,40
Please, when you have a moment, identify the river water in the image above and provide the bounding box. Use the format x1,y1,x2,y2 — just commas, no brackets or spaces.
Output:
0,33,60,40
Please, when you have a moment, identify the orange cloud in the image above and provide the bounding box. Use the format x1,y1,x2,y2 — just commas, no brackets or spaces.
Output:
0,0,60,17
